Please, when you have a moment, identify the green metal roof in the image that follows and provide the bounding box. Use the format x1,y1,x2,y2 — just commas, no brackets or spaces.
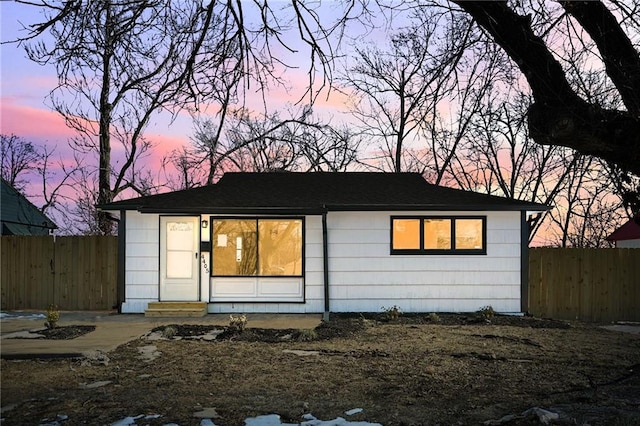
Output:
1,179,57,235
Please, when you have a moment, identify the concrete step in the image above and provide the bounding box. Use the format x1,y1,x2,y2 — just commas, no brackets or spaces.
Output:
145,302,207,318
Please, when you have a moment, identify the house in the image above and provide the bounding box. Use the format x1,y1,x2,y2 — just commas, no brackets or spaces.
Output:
606,214,640,248
1,178,57,236
100,172,548,316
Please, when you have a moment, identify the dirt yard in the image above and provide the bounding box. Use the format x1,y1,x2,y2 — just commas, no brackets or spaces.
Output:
2,314,639,425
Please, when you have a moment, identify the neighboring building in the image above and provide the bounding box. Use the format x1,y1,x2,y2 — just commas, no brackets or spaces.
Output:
0,178,57,236
606,215,640,248
100,172,548,316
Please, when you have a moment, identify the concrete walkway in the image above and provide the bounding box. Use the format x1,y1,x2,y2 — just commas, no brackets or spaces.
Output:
0,311,322,359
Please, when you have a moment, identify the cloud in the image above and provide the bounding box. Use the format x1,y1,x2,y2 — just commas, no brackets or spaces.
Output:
0,97,76,141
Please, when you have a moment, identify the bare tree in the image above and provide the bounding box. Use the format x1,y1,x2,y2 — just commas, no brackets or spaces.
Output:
1,133,79,223
297,124,362,172
1,134,40,192
448,0,640,177
542,155,629,247
15,0,370,233
342,12,473,172
166,106,359,186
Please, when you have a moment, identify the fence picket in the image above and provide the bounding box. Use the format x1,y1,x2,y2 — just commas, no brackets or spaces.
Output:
2,237,638,320
1,236,117,311
528,248,640,322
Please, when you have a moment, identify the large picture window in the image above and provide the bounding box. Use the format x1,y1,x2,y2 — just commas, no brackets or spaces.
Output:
391,216,486,254
212,218,303,276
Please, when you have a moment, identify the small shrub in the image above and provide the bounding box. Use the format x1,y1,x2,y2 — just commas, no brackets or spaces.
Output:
45,304,60,329
477,305,496,321
427,312,441,323
229,314,248,332
296,328,318,342
382,305,402,321
162,326,177,339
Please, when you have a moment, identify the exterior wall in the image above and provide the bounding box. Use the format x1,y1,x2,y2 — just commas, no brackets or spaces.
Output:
206,215,324,314
121,210,524,314
326,211,523,313
121,211,160,313
617,239,640,248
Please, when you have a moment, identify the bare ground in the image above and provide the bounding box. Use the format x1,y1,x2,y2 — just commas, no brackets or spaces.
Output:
2,314,640,426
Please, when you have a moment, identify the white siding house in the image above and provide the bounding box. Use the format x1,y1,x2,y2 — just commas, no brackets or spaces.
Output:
102,172,547,316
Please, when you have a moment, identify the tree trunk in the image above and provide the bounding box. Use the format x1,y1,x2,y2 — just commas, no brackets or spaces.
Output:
453,0,640,176
97,3,114,235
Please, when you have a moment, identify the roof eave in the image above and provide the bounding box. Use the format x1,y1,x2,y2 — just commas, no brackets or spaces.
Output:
325,203,551,212
107,203,550,214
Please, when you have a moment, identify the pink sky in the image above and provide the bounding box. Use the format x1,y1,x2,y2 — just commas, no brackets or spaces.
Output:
0,2,356,176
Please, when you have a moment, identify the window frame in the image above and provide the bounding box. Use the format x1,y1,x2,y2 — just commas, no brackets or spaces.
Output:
210,216,305,277
390,215,487,255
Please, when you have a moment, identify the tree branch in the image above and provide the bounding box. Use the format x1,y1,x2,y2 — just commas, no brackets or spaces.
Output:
561,0,640,116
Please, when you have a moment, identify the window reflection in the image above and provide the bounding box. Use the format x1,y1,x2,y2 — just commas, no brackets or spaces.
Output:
423,219,451,249
455,219,483,249
259,220,303,275
391,216,485,254
212,218,303,276
393,219,420,249
212,219,257,276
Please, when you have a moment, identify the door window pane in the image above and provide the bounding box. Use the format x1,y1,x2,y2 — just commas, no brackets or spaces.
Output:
258,219,303,275
166,221,194,278
213,219,257,275
424,219,451,249
392,219,420,249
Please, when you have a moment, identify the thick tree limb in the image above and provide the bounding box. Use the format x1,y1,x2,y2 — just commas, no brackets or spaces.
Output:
561,1,640,117
452,0,640,175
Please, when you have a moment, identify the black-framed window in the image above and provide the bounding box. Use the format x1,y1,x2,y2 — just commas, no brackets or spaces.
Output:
391,216,486,255
211,217,304,277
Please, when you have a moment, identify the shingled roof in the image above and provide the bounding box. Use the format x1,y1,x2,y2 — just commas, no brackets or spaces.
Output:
1,178,57,235
100,172,549,214
606,215,640,241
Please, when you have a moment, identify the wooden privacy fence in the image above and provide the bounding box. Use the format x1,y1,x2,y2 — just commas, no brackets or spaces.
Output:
529,248,640,323
1,235,117,311
2,238,639,320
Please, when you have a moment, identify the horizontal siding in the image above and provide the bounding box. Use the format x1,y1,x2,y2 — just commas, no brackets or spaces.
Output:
123,210,524,314
330,271,520,286
207,300,323,314
325,211,522,313
123,212,160,310
330,298,520,313
206,214,323,313
330,284,520,300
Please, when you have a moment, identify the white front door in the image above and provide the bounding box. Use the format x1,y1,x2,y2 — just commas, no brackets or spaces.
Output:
160,216,199,301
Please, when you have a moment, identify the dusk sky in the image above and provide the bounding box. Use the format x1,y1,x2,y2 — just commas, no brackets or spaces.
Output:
0,1,360,183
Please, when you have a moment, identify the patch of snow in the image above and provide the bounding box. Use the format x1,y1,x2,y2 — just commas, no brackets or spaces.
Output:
0,311,46,320
300,414,382,426
39,414,69,426
344,409,363,416
245,414,298,426
111,415,143,426
244,413,382,426
282,349,320,356
110,414,162,426
95,412,383,426
484,406,559,426
80,380,112,389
